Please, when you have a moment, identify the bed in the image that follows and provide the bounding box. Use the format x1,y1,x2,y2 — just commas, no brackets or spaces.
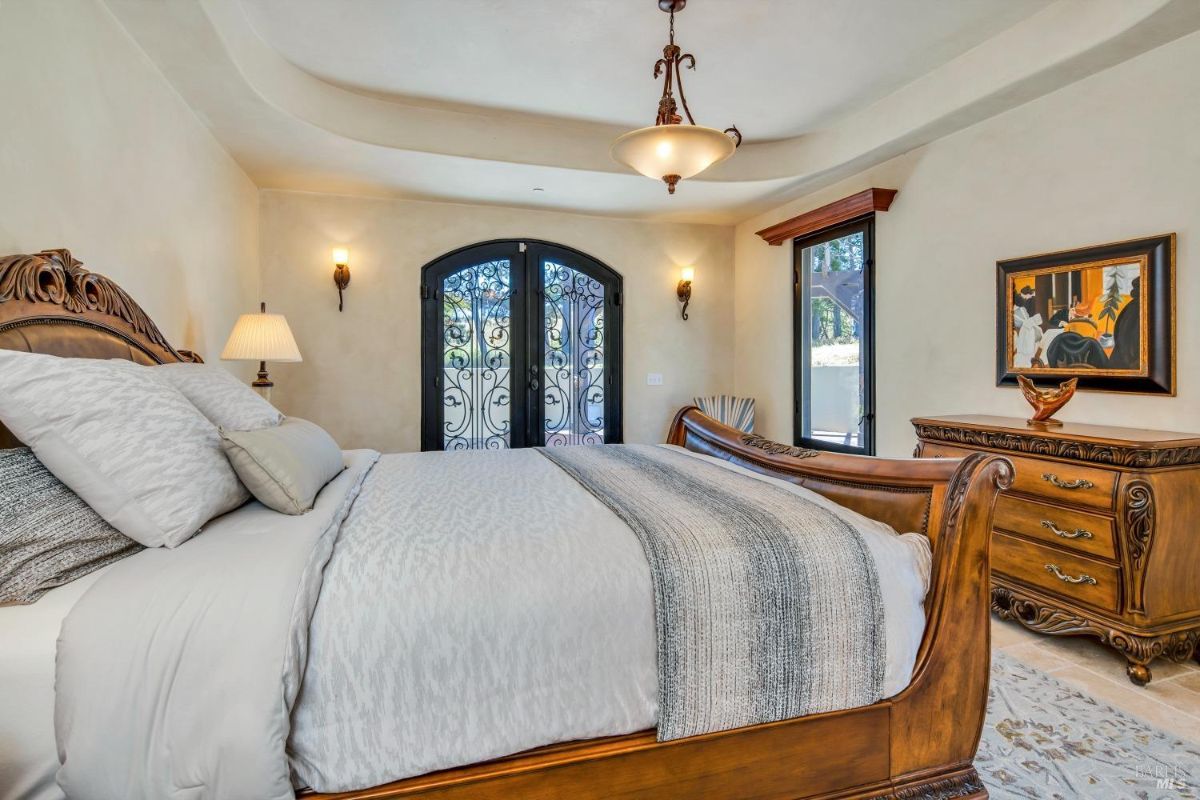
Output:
0,249,1011,800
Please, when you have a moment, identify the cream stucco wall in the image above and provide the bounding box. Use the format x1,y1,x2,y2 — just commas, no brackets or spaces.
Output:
259,191,735,452
734,30,1200,457
6,1,1196,461
0,0,260,363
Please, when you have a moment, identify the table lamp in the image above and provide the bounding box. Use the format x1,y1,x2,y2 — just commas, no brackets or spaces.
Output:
220,302,302,401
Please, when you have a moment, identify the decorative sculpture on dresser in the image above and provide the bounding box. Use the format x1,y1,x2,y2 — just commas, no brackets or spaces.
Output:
1018,375,1077,426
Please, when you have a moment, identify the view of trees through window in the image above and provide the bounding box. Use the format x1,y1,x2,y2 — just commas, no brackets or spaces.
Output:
808,233,865,358
795,219,874,454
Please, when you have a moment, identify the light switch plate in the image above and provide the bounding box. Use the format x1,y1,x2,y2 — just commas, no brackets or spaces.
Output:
646,373,663,386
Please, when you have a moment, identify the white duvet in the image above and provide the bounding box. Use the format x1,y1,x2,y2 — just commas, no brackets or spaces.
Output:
0,567,113,800
49,446,931,799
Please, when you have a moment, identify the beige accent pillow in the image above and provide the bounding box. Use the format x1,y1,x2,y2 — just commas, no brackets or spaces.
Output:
220,418,344,515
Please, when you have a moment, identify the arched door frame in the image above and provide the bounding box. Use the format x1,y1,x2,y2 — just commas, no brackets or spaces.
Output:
420,239,623,451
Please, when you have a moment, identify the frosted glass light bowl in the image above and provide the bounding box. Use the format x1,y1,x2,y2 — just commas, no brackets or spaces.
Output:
611,124,736,187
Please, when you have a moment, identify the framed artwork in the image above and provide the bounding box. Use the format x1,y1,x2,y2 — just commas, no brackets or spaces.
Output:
996,234,1175,395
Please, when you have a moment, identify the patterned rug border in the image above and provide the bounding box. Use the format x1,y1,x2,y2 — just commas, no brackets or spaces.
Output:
978,651,1200,799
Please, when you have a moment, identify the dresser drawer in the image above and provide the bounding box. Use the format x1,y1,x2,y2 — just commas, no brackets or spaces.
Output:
1006,455,1116,509
919,442,1116,509
993,531,1120,613
918,442,974,460
992,494,1117,560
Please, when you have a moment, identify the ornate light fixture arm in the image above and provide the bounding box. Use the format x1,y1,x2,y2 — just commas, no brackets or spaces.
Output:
612,0,744,194
653,8,707,130
672,52,697,126
653,54,677,125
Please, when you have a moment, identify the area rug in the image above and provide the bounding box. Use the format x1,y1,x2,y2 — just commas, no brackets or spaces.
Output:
977,652,1200,799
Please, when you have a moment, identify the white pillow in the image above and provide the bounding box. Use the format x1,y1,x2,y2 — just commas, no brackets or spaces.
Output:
0,350,249,548
153,363,283,431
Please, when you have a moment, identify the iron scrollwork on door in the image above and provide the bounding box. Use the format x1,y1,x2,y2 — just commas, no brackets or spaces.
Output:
421,240,623,451
441,259,513,450
543,261,606,446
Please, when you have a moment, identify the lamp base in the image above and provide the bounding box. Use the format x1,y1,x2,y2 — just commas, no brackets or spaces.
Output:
253,361,274,402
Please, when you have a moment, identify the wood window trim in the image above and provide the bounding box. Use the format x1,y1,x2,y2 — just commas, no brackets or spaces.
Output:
756,188,897,246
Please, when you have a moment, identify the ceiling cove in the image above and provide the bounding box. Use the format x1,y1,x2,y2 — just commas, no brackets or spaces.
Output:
105,0,1200,223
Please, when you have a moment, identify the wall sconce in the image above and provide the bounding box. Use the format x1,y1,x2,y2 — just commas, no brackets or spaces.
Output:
332,247,351,312
677,266,694,320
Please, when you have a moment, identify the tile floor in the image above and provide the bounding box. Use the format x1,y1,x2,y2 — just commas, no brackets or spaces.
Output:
992,615,1200,743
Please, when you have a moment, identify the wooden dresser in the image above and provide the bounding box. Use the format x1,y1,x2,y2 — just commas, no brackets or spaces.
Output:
913,414,1200,685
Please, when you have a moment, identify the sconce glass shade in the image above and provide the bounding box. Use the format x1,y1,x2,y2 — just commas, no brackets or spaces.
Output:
680,266,695,282
332,247,350,266
221,312,302,363
611,124,735,182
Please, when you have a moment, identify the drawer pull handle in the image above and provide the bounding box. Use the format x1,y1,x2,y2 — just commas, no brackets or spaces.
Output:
1042,473,1095,491
1040,520,1094,540
1045,564,1097,585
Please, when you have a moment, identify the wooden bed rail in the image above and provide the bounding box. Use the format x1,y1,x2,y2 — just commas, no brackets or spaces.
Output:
667,406,967,486
667,405,971,541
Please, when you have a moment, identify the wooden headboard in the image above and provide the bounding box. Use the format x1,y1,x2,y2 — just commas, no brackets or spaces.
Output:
0,249,199,447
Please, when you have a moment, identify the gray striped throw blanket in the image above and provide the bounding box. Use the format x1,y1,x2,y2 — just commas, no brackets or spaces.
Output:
540,444,886,741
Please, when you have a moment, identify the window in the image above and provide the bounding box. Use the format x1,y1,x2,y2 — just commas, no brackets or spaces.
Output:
793,218,875,455
421,240,622,451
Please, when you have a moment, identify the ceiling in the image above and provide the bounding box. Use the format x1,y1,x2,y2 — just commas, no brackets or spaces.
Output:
239,0,1046,141
105,0,1200,224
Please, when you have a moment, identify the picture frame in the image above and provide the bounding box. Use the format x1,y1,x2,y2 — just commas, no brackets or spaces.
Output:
996,234,1176,395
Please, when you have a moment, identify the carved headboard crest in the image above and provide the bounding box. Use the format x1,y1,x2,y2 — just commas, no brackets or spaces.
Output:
0,249,200,364
0,250,70,305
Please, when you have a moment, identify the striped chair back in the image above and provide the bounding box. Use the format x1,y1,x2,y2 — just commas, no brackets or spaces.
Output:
693,395,755,433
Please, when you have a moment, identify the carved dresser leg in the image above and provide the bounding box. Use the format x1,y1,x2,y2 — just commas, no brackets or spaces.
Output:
1125,661,1152,686
991,587,1200,688
1110,629,1200,687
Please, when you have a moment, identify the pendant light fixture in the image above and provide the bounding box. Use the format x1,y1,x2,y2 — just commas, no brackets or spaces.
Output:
611,0,742,195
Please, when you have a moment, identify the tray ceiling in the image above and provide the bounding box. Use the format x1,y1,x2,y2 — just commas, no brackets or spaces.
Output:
239,0,1046,141
105,0,1200,224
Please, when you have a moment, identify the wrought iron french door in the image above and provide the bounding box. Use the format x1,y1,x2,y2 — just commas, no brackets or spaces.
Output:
420,240,622,451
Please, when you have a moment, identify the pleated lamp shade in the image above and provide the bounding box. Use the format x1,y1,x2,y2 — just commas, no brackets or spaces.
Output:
220,308,302,363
